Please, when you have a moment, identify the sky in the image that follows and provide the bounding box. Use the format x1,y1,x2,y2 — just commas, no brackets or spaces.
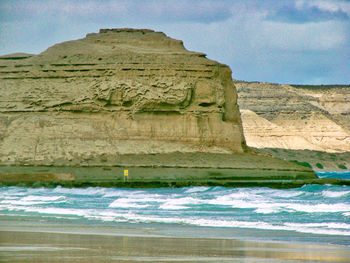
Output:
0,0,349,84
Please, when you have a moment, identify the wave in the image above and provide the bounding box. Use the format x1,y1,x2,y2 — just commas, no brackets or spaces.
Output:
1,182,350,239
3,202,350,236
159,197,202,210
284,222,350,230
0,195,66,206
322,190,350,198
1,204,89,217
284,203,350,213
52,186,109,196
109,198,152,209
184,186,211,193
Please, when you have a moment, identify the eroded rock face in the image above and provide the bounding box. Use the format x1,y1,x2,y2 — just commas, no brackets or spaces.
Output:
236,82,350,153
0,29,247,165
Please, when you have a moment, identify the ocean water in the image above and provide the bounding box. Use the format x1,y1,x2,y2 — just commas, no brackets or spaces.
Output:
1,172,350,245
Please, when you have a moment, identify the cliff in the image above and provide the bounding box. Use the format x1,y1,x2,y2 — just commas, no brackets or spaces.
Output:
0,28,247,165
236,81,350,153
236,81,350,171
0,29,318,186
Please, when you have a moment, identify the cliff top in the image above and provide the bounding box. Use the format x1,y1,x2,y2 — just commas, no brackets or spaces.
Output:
0,28,208,65
98,28,161,34
0,53,34,59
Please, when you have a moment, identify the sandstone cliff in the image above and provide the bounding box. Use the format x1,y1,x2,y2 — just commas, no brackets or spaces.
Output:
236,81,350,153
0,29,319,186
0,28,248,166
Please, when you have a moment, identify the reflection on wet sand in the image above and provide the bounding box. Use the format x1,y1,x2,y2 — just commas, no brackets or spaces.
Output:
1,231,349,262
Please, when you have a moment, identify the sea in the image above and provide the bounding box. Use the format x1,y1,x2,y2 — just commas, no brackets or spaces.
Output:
1,171,350,246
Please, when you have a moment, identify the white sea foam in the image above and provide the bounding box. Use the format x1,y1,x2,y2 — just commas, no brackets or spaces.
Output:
254,207,281,214
188,218,278,230
285,222,350,230
85,210,185,224
285,203,350,213
258,202,350,214
126,193,163,201
1,204,90,217
0,195,66,206
251,202,350,214
322,190,350,198
95,214,350,236
109,198,151,209
103,190,156,198
0,200,49,206
158,203,188,210
208,196,257,207
22,195,66,201
208,196,285,213
222,191,260,200
185,187,210,193
282,222,350,236
25,207,88,216
103,190,137,198
177,218,350,235
159,197,201,210
52,186,107,196
85,211,131,222
267,190,303,198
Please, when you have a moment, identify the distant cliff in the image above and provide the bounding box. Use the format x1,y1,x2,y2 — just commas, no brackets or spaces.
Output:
236,81,350,153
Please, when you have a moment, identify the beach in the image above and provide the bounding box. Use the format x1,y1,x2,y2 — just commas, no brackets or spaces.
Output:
1,219,350,262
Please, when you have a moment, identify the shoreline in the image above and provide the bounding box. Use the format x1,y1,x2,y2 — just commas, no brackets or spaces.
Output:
1,217,350,262
2,215,350,247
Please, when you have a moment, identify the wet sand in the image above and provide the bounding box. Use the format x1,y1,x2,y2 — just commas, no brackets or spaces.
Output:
1,223,349,262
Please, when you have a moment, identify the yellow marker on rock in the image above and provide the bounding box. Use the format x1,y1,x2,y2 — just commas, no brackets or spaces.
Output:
124,169,129,182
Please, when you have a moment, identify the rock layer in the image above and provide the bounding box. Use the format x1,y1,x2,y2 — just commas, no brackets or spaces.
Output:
0,29,247,165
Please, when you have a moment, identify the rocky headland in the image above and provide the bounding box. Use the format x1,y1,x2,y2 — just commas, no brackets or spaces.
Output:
0,28,338,187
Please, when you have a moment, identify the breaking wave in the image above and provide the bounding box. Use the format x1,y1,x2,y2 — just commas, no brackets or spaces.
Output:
1,172,350,240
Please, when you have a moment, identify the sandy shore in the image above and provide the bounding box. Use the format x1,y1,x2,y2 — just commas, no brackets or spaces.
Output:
1,219,349,262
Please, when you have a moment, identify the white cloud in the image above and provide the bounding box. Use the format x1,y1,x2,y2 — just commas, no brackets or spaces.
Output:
296,0,350,14
0,0,233,23
254,20,347,51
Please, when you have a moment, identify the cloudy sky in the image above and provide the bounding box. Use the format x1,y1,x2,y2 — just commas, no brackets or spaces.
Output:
1,0,349,84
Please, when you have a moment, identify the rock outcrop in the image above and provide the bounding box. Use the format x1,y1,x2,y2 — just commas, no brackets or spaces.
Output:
0,28,247,165
0,28,317,186
236,82,350,153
